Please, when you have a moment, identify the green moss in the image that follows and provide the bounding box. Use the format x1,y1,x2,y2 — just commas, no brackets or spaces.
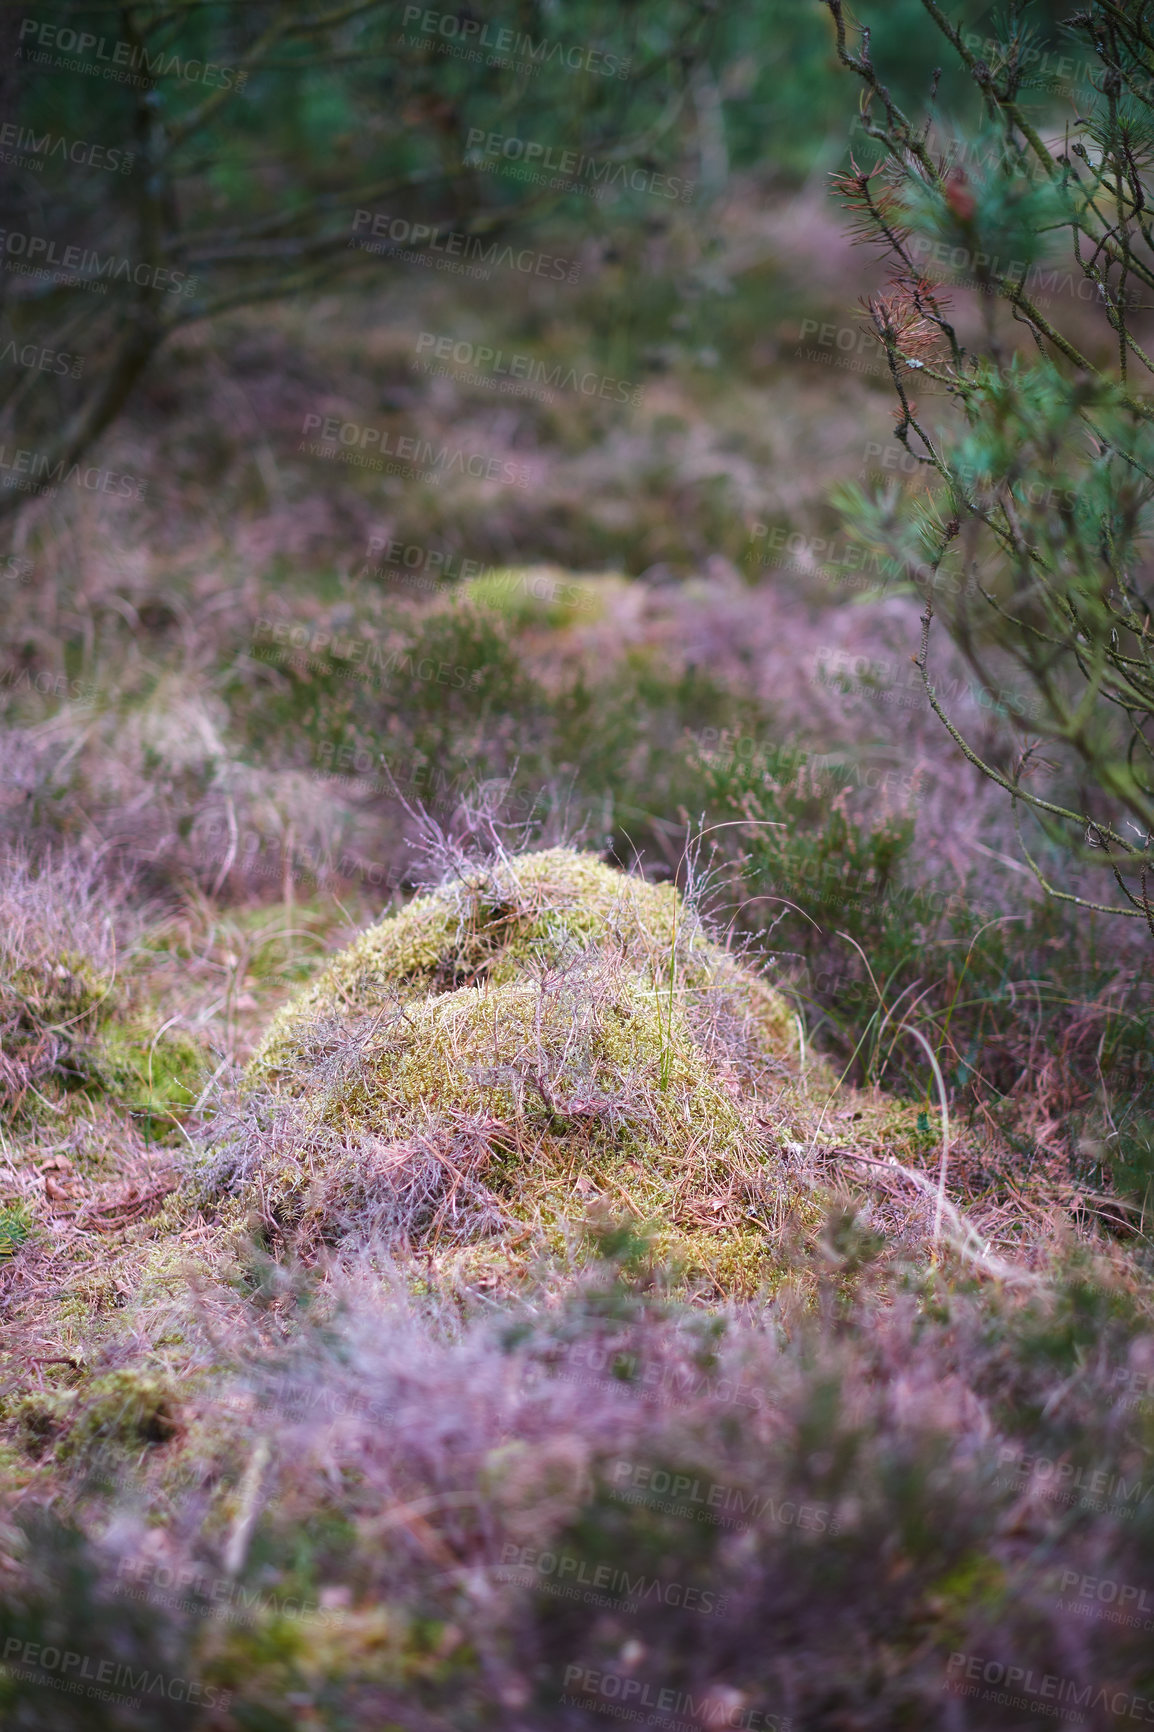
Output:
252,848,793,1076
228,849,803,1290
8,1387,78,1457
4,1362,184,1464
464,565,608,629
921,1552,1013,1655
7,951,113,1028
57,1368,180,1460
0,1202,33,1261
0,952,114,1118
91,1020,208,1137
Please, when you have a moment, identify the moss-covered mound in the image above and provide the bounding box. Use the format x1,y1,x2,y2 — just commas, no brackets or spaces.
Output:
204,848,809,1291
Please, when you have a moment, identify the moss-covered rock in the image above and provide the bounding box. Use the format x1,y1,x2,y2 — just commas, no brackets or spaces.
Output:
205,849,808,1291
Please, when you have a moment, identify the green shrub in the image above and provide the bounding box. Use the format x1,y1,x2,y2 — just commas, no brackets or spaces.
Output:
825,0,1154,931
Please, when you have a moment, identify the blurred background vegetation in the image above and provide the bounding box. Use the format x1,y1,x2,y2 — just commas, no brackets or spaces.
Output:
0,0,1059,474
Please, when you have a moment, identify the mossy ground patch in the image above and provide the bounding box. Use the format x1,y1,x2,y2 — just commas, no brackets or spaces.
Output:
210,849,808,1291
